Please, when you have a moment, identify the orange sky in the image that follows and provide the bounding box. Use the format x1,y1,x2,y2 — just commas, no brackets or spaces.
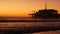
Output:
0,0,60,17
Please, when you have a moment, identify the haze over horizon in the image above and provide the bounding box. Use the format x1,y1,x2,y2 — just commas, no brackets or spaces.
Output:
0,0,60,17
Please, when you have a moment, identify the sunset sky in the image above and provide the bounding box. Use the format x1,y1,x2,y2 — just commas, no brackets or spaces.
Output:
0,0,60,17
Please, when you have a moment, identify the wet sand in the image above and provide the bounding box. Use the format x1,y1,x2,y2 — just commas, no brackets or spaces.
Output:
32,30,60,34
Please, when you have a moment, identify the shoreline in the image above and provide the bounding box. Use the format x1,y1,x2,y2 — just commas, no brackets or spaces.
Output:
0,19,60,22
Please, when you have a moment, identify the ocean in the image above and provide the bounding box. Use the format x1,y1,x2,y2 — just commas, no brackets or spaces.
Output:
0,22,60,34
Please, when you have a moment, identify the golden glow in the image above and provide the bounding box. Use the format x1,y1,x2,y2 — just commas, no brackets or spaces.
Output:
0,0,60,17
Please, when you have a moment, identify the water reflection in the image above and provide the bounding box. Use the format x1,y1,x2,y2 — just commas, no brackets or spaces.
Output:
0,22,60,34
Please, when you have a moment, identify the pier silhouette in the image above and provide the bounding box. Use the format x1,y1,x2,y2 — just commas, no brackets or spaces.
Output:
29,9,60,19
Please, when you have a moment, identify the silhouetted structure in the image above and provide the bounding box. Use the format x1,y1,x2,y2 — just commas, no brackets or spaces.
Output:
29,3,60,19
29,9,60,19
